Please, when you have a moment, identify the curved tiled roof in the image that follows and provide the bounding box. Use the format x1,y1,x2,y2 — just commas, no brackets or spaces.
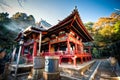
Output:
48,9,93,42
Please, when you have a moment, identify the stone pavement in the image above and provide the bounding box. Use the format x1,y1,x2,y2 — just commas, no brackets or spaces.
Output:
95,59,120,80
115,63,120,76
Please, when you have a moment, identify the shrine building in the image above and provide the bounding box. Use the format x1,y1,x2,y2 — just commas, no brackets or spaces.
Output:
15,9,93,66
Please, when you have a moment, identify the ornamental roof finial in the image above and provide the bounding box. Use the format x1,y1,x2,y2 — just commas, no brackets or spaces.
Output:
75,6,77,10
73,6,78,12
72,6,78,13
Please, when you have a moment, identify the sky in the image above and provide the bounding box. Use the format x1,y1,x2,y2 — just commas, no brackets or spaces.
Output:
0,0,120,25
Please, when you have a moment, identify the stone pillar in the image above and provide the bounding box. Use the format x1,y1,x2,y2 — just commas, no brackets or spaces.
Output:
0,74,2,80
68,58,72,64
32,68,44,80
3,63,10,80
73,57,77,67
32,56,45,80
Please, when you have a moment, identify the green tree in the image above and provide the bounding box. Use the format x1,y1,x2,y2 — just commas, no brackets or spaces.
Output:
114,20,120,40
84,22,94,32
92,47,100,58
0,12,10,25
91,11,120,58
0,12,16,49
92,11,120,46
11,12,35,29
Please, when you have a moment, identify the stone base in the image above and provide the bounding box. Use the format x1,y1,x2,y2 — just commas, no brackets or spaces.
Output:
32,68,44,80
3,63,10,80
0,74,3,80
43,71,60,80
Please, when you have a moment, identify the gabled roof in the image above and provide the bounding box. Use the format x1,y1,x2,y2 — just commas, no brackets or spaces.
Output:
48,9,93,42
15,26,47,41
36,19,52,30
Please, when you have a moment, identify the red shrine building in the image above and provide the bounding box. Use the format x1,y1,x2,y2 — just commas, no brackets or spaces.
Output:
15,9,93,66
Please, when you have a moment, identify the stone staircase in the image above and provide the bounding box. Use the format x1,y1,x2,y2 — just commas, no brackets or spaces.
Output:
60,60,100,80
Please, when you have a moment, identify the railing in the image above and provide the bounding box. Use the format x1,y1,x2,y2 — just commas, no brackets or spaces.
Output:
42,50,91,56
75,51,91,57
42,51,76,56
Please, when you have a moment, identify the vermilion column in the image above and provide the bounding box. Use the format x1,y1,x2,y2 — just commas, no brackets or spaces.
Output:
33,40,37,56
81,57,83,64
88,46,91,54
49,42,51,52
75,42,77,54
67,39,70,54
21,46,25,56
67,36,72,64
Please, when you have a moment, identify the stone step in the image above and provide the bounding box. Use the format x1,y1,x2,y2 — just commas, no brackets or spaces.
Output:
94,59,118,80
60,60,96,79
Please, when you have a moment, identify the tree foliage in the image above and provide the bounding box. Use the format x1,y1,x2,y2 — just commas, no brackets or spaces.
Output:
92,47,100,58
84,22,94,31
113,20,120,40
0,12,35,49
12,12,35,22
84,22,94,37
0,12,10,25
11,12,35,30
90,11,120,58
92,11,120,47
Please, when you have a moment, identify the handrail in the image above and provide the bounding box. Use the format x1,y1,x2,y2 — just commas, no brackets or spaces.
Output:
42,50,91,56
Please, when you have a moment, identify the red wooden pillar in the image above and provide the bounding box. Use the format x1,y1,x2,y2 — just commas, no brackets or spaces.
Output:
86,57,88,61
33,40,37,56
67,35,72,63
85,57,88,62
75,42,77,54
57,43,60,51
80,57,83,64
88,57,91,60
90,56,92,60
49,42,51,53
88,46,91,54
59,56,62,64
67,37,70,54
81,46,83,53
21,46,25,56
